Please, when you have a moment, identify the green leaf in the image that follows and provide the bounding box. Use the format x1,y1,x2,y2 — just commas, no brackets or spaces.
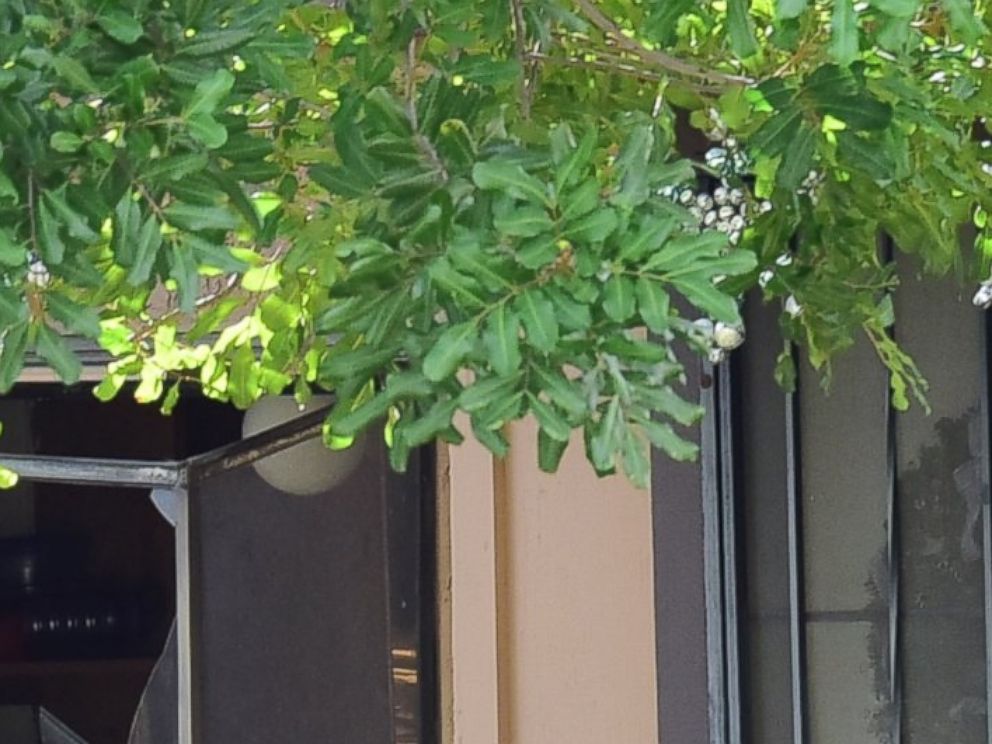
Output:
836,132,896,181
50,131,84,153
815,94,892,131
0,289,27,327
320,344,397,381
167,244,199,312
429,259,487,308
777,124,818,191
636,277,671,333
331,391,392,436
750,106,803,158
830,0,859,65
644,231,728,273
180,28,256,58
423,322,477,382
532,365,587,416
0,324,28,393
603,275,636,322
621,430,650,488
164,202,240,231
727,0,759,57
127,216,163,285
187,113,228,149
44,190,100,244
53,56,99,92
402,398,459,447
538,428,570,473
309,165,372,198
0,230,25,267
471,418,510,458
36,325,82,384
778,0,809,19
184,68,235,119
560,179,600,223
113,190,140,267
553,127,597,192
527,392,572,442
494,206,554,237
472,161,549,206
637,386,703,426
516,290,559,353
0,171,17,202
94,372,127,402
590,397,621,471
96,10,143,44
612,124,654,208
484,305,522,376
566,208,619,243
460,373,523,412
46,293,101,338
941,0,985,42
436,119,477,169
451,56,521,87
516,234,559,269
671,275,741,324
638,418,699,461
601,335,668,363
37,200,65,265
870,0,916,15
186,235,249,273
544,287,592,331
0,466,18,490
619,216,678,262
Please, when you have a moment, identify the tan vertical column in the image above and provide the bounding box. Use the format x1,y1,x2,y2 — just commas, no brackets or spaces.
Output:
496,419,659,744
441,418,659,744
439,417,501,744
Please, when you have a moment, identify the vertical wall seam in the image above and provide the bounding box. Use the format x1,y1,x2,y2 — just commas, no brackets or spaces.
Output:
785,355,809,744
493,433,513,744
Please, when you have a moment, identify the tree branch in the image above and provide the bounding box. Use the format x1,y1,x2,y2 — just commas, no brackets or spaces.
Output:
571,0,753,88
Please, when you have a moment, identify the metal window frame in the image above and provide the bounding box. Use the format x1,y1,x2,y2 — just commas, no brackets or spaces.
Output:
0,404,437,744
656,284,992,744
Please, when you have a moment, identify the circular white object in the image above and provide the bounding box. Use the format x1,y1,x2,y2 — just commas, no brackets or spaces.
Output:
714,322,745,350
241,395,366,495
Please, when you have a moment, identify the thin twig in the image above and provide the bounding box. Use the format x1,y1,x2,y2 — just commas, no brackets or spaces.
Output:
526,51,664,83
510,0,532,118
571,0,753,87
26,173,38,254
403,29,449,182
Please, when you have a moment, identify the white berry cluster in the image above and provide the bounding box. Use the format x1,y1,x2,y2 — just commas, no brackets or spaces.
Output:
27,252,50,287
691,318,745,365
657,181,771,246
702,137,751,180
973,278,992,309
758,253,804,319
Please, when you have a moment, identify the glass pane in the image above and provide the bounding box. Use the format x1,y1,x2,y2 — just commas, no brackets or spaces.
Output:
894,269,989,743
800,336,893,743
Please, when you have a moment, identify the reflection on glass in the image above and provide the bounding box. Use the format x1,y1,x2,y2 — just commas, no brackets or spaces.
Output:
895,272,988,744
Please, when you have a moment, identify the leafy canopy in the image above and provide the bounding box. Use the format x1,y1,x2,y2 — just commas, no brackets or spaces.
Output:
0,0,989,487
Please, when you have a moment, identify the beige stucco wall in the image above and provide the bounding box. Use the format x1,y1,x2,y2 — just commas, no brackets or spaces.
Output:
442,419,658,744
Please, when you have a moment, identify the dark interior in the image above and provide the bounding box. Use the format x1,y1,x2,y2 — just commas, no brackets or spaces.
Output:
0,385,242,744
